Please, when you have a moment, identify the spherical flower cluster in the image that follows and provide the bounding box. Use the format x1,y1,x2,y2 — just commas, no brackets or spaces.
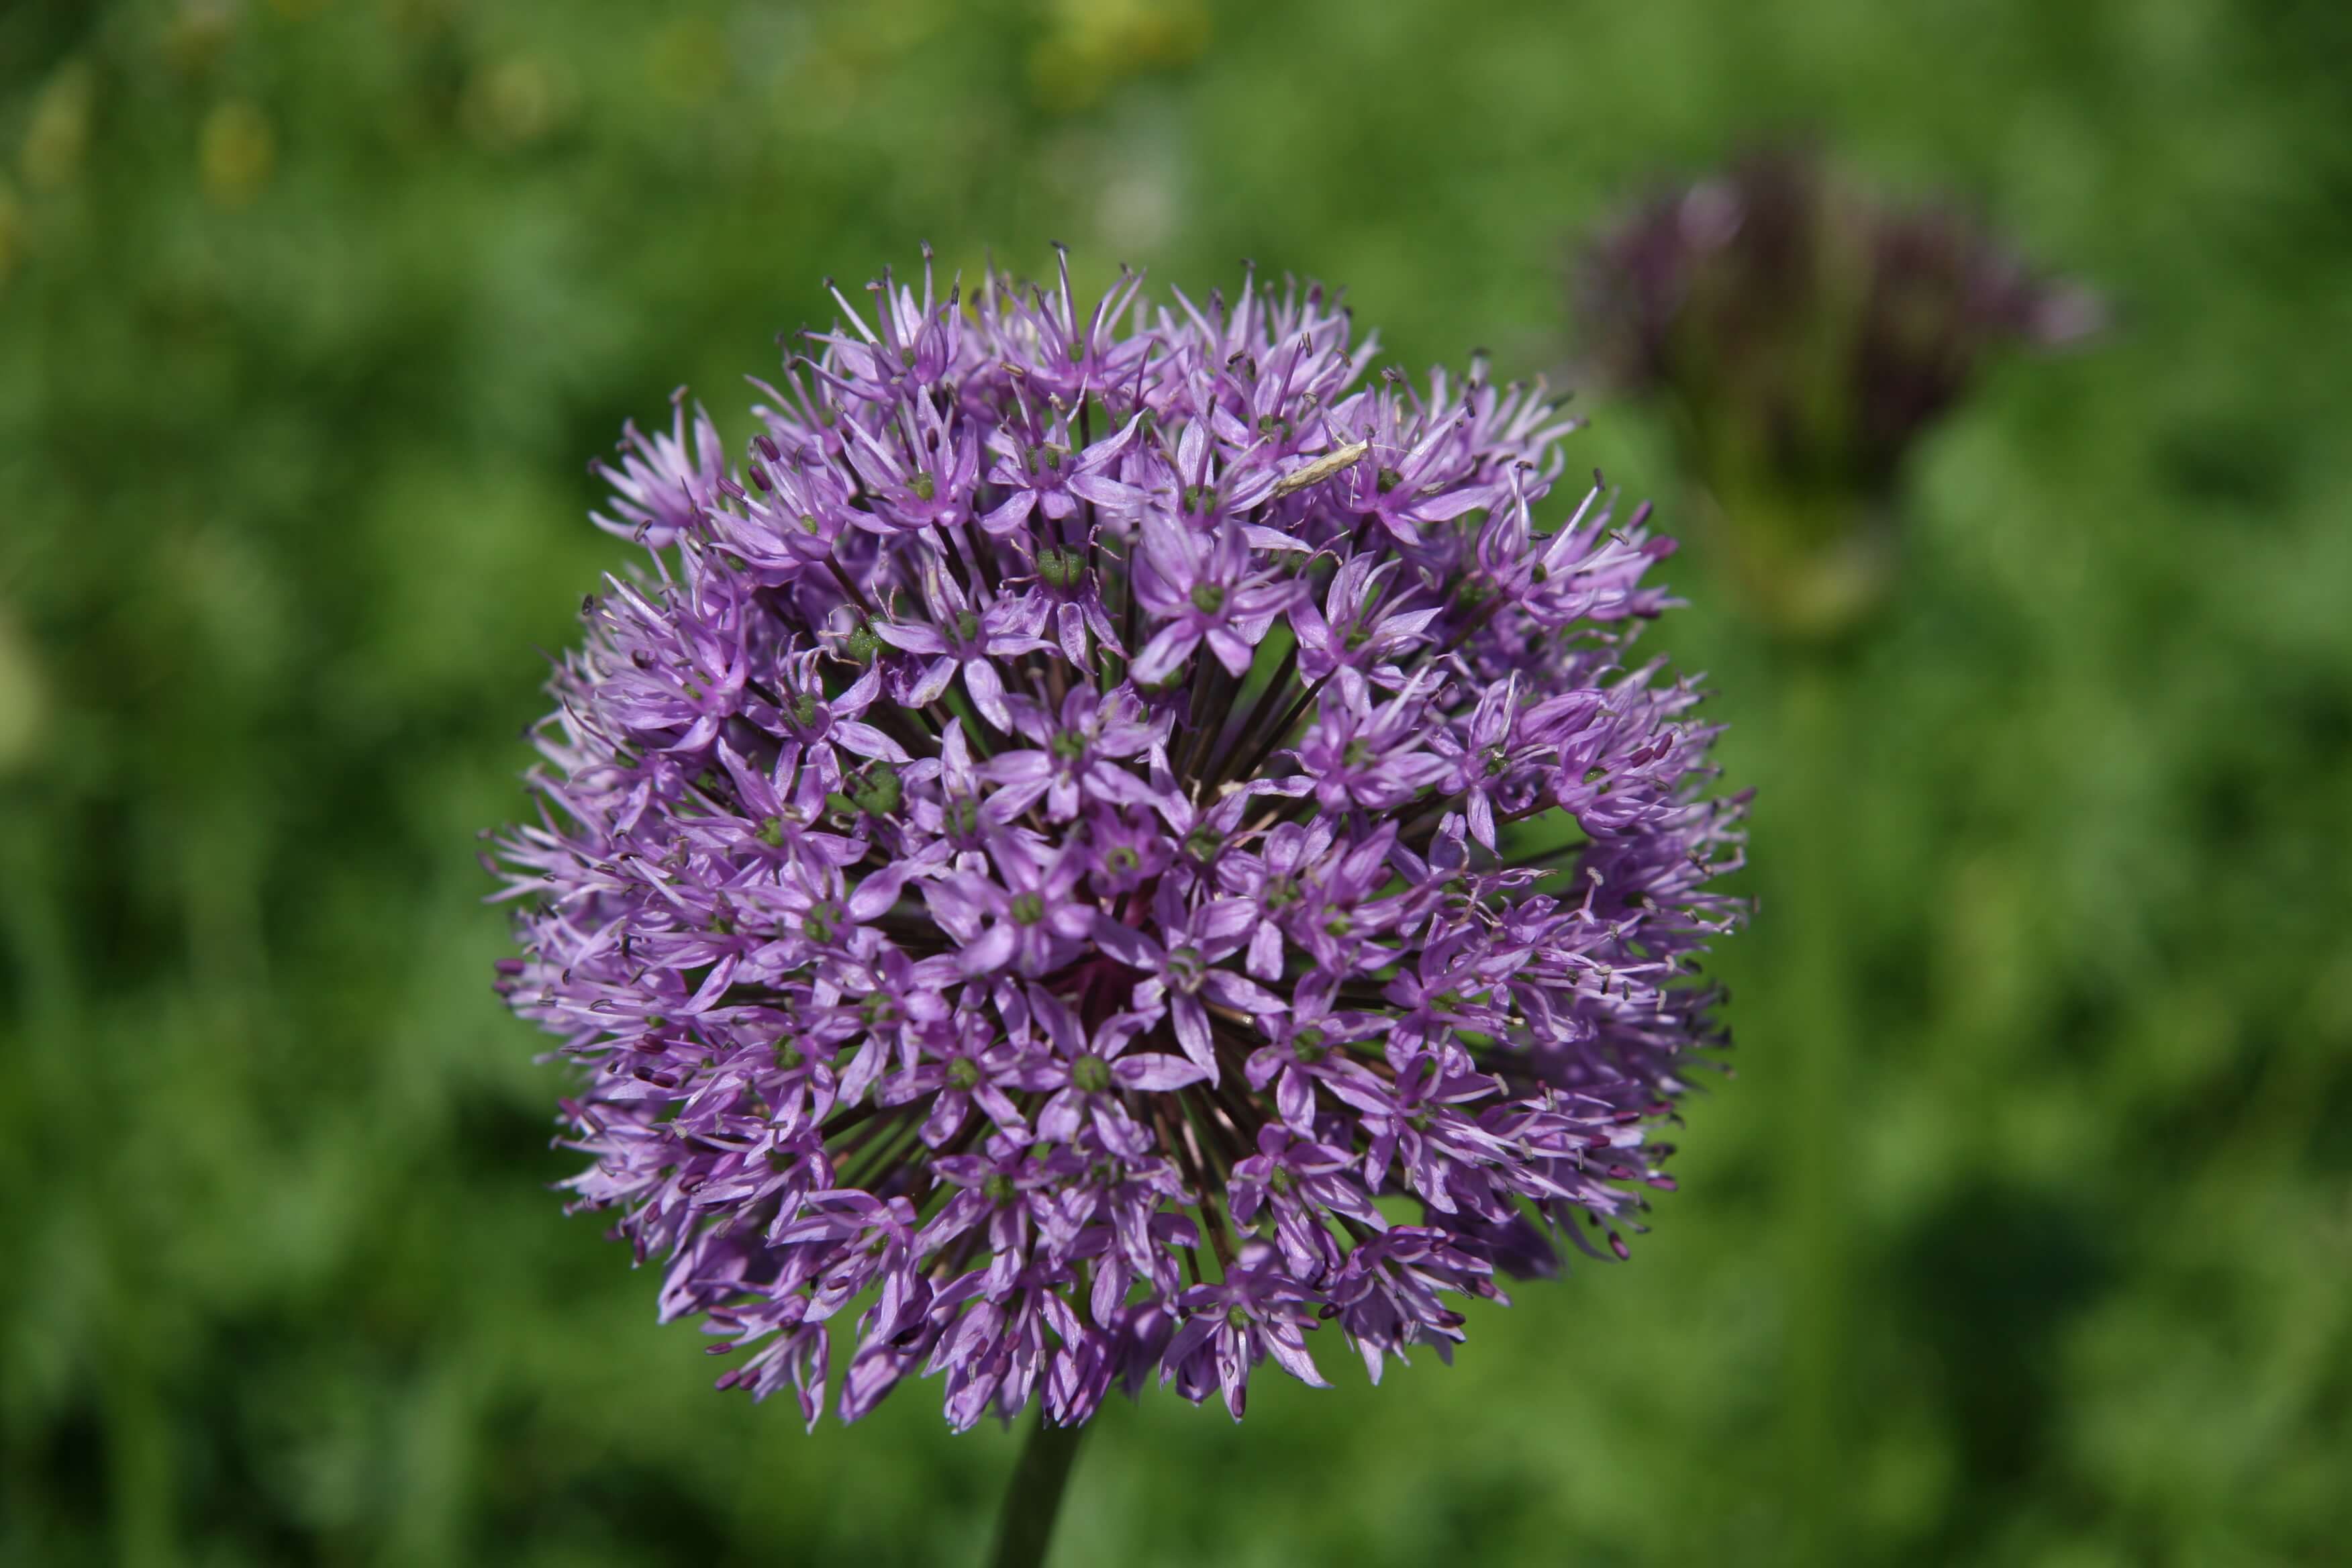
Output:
491,251,1746,1430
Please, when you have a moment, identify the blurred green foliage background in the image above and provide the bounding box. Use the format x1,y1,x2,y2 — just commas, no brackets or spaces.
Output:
3,0,2348,1563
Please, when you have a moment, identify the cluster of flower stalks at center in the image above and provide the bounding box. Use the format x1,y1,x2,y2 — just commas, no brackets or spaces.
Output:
490,250,1747,1430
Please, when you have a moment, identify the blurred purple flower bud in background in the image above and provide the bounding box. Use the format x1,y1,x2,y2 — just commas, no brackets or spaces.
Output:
1575,146,2102,638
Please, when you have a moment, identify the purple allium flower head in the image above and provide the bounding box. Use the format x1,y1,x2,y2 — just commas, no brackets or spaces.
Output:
1577,147,2102,492
1575,147,2102,638
491,250,1747,1432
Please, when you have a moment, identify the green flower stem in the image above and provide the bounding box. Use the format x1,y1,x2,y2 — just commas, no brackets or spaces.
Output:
987,1411,1089,1568
1782,656,1856,1565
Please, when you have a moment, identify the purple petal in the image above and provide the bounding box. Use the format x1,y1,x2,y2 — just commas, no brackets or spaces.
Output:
1171,996,1218,1081
1467,790,1497,850
848,867,910,921
959,924,1017,976
963,659,1013,731
834,721,910,763
979,489,1036,537
920,1091,971,1147
1197,899,1257,944
1276,1065,1316,1129
1131,624,1200,686
1262,1324,1329,1387
1055,602,1089,667
1089,913,1161,967
1204,971,1283,1014
1205,627,1256,677
1037,1089,1085,1142
1116,1053,1210,1092
903,657,957,707
874,622,948,655
981,750,1053,787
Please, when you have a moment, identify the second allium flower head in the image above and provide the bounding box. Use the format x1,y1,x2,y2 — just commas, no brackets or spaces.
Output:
492,250,1747,1430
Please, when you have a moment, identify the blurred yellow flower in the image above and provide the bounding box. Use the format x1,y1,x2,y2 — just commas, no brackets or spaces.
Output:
200,100,277,206
1030,0,1208,111
0,607,46,777
21,61,93,191
166,0,239,76
462,56,567,150
648,16,728,105
0,181,20,289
